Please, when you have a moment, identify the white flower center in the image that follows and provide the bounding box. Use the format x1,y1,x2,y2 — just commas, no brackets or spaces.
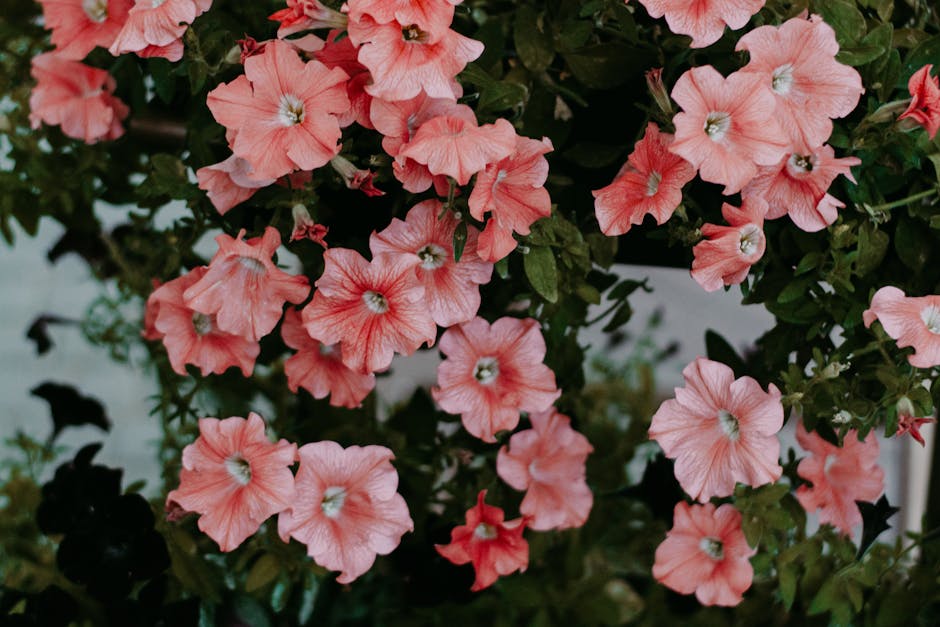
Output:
363,290,389,314
771,64,795,95
473,357,500,385
699,536,724,560
417,243,447,270
320,486,347,518
191,312,213,336
224,454,252,486
237,256,267,274
152,0,166,7
645,170,662,197
82,0,108,22
319,343,337,356
717,409,740,441
495,169,508,183
278,94,305,126
824,453,838,474
738,224,762,257
703,112,731,141
788,153,815,175
922,305,940,334
474,522,498,539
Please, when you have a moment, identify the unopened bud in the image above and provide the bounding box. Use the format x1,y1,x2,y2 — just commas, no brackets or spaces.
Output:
646,68,673,115
820,361,848,379
832,409,852,425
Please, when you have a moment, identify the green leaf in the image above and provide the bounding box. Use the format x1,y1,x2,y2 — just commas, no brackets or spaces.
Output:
245,554,281,593
563,43,650,89
856,222,889,276
894,217,931,271
816,0,866,46
602,301,633,333
524,245,559,302
903,35,940,80
779,562,798,610
514,6,555,73
452,220,468,262
705,330,747,377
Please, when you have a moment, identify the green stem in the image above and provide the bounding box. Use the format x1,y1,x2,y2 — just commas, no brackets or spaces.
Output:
867,188,938,213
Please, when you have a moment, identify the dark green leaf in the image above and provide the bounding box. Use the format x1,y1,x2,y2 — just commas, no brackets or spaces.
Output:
453,220,468,262
524,245,559,302
514,6,555,72
815,0,866,46
705,330,747,377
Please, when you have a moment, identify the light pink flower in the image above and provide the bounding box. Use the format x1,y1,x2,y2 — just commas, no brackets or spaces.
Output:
476,219,518,263
346,0,461,39
315,30,373,129
653,502,756,606
370,200,493,327
863,286,940,369
435,490,529,592
496,409,593,531
302,248,437,374
741,146,860,232
38,0,133,60
108,0,209,57
736,15,864,150
432,316,561,442
29,52,129,144
899,64,940,139
278,441,413,583
290,204,329,246
135,38,185,62
649,357,783,502
691,198,768,292
183,227,311,342
636,0,765,48
206,39,349,180
896,412,935,447
196,155,276,215
268,0,347,38
670,65,789,194
593,122,696,236
166,413,297,552
795,422,884,535
281,309,376,408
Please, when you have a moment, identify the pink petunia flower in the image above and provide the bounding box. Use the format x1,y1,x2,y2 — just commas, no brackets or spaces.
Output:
135,38,185,62
691,198,768,292
206,39,350,180
290,204,329,246
370,199,493,327
863,286,940,369
794,422,884,535
281,309,376,408
330,155,385,196
278,441,413,583
108,0,210,58
302,248,437,374
29,52,129,144
670,65,789,195
183,227,311,342
315,30,374,129
653,502,756,606
196,155,277,215
141,278,163,341
648,357,783,502
432,316,561,442
899,64,940,139
435,490,529,591
896,412,935,447
593,122,696,236
736,15,864,150
268,0,347,38
346,0,461,39
741,145,860,232
636,0,765,49
496,409,594,531
38,0,133,60
149,267,261,377
166,413,297,552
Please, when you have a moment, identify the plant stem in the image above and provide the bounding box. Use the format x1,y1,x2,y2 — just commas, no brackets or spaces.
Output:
867,188,938,212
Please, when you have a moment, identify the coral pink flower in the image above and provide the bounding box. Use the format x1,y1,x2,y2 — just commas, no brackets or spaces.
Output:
592,122,696,236
149,268,261,377
290,204,329,246
795,422,884,535
302,248,437,374
136,38,185,62
349,15,482,101
269,0,347,38
370,200,493,327
278,441,413,583
691,198,768,292
863,286,940,369
346,0,460,39
29,52,129,144
207,39,350,180
476,219,517,263
636,0,764,48
108,0,209,57
38,0,133,60
896,412,935,447
183,227,310,342
737,15,864,150
670,65,789,195
142,278,163,341
330,155,385,196
899,64,940,139
281,309,376,408
196,155,276,215
432,317,561,442
653,502,756,606
315,30,374,129
742,146,860,232
435,490,529,591
496,409,593,531
649,357,783,501
166,413,297,552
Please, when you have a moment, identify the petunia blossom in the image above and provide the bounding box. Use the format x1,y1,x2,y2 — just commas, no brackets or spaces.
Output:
496,409,593,531
370,199,493,327
346,0,461,39
38,0,133,60
108,0,210,58
314,30,373,129
691,198,768,292
636,0,765,49
648,356,784,502
302,248,437,374
281,309,376,408
278,441,413,583
183,227,311,342
435,490,529,591
166,413,297,552
794,422,884,535
896,412,935,447
670,65,789,195
268,0,347,38
863,286,940,369
432,316,561,442
899,64,940,139
653,502,756,606
149,268,260,377
196,155,276,215
741,146,860,232
593,122,696,236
